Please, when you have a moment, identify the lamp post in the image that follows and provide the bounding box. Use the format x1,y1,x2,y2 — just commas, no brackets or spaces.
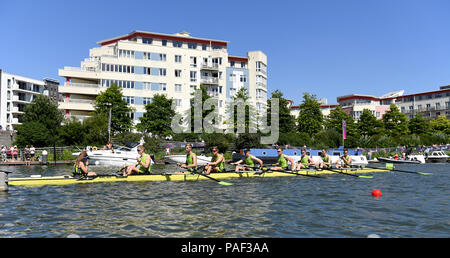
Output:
105,102,112,142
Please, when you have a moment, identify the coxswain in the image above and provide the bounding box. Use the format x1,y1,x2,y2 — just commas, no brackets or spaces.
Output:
271,148,295,171
73,151,97,178
204,146,225,175
335,148,352,168
231,149,263,172
123,145,151,176
177,144,198,173
292,148,315,170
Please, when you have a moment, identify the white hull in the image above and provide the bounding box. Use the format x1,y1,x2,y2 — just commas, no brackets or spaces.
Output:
73,146,154,167
164,155,212,166
426,151,449,163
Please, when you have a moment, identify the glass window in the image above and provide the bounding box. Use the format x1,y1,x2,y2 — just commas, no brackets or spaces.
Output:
162,40,167,46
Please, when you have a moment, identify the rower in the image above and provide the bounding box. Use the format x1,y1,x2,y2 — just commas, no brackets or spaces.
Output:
177,144,198,172
73,151,97,178
231,149,263,172
123,145,151,176
204,146,225,175
292,148,315,170
317,148,332,169
335,148,352,168
271,148,295,171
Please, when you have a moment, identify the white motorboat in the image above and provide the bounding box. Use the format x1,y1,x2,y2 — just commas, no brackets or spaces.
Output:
426,151,449,163
164,154,212,166
73,144,154,167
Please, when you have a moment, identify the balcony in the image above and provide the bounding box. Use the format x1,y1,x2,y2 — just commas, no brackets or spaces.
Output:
201,76,219,85
59,99,95,112
59,67,101,80
59,83,102,95
201,63,219,70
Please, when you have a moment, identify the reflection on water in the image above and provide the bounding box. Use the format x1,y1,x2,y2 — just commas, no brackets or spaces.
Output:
0,163,449,237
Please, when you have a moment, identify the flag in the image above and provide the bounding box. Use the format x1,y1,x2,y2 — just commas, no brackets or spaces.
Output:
342,120,347,140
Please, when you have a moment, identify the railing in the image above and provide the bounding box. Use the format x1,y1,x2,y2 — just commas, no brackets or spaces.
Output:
201,76,219,84
64,82,100,88
201,63,219,70
66,99,94,104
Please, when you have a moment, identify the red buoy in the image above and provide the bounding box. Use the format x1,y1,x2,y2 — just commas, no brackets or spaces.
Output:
372,189,382,197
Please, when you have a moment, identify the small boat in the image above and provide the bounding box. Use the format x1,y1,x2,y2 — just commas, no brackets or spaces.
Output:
377,157,422,164
73,143,154,166
8,167,390,187
164,154,212,165
426,151,449,163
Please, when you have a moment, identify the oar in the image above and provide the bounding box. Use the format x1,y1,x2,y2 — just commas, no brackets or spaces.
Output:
192,166,233,186
367,164,432,175
0,169,13,174
264,167,324,178
324,167,373,179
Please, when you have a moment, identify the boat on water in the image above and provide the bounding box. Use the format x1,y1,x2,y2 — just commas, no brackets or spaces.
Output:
426,151,449,163
72,143,154,166
164,154,212,165
7,167,390,187
377,157,423,164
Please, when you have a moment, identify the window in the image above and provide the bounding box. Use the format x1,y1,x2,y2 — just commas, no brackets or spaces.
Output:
190,56,197,67
418,104,422,110
190,85,197,93
143,97,152,105
190,71,197,82
426,104,431,110
173,41,183,48
436,102,441,109
143,37,153,44
175,84,182,92
151,83,166,91
175,69,182,77
240,75,247,83
175,55,182,63
202,44,207,50
230,61,235,67
162,40,167,46
188,43,197,49
229,74,236,82
175,99,182,107
122,96,135,105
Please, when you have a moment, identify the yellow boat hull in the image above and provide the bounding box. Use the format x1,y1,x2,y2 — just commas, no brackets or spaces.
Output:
8,168,389,187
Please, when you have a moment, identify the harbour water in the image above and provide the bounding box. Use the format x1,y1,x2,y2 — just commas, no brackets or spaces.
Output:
0,163,448,238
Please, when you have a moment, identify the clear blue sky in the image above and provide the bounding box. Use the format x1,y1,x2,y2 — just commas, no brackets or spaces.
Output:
1,0,450,104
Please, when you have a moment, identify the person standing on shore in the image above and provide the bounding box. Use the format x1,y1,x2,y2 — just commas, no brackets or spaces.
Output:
24,145,31,166
30,145,35,161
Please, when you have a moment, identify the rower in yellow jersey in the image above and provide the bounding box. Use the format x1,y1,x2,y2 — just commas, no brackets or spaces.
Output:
271,148,295,171
177,144,198,172
123,145,152,176
292,148,315,170
231,149,263,172
204,146,225,175
335,148,352,168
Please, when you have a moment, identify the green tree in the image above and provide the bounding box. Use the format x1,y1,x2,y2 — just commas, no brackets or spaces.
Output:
83,113,109,146
137,94,176,137
408,113,431,135
430,115,450,135
94,84,134,135
324,106,357,147
296,92,323,137
225,87,257,133
59,117,86,146
267,90,295,133
15,95,64,147
382,104,409,137
357,109,384,136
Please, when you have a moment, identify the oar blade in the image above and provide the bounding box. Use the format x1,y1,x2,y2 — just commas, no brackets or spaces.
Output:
358,175,373,179
219,181,233,186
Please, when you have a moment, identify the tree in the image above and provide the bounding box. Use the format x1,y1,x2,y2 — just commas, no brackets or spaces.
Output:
408,113,431,135
357,109,383,136
296,92,323,137
225,87,257,133
324,106,357,146
267,90,295,133
59,116,87,146
382,104,409,137
430,115,450,135
15,95,64,147
94,83,134,135
137,94,176,137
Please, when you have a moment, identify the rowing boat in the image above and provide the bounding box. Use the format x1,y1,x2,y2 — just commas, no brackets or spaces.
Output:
7,168,389,187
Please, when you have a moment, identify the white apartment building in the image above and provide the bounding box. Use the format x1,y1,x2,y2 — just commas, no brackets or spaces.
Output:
0,69,57,130
58,30,268,126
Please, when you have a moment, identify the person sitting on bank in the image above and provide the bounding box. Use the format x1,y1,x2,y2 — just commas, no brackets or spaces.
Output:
317,148,332,169
204,146,225,175
335,148,352,168
177,144,198,172
123,145,151,176
73,151,97,178
231,149,263,172
271,148,295,171
292,148,315,170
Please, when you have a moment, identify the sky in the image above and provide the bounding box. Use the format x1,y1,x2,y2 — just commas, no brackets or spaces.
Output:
1,0,450,105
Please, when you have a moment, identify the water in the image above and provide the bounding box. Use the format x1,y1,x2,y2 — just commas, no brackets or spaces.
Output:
0,163,448,238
